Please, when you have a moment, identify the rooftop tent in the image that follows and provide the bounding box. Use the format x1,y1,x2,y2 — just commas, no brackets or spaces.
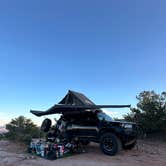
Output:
30,90,131,117
58,90,95,105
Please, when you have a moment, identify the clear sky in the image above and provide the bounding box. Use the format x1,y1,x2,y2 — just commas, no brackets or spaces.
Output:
0,0,166,126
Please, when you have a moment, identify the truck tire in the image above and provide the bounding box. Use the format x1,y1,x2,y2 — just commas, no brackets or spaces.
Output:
100,133,122,156
41,118,52,132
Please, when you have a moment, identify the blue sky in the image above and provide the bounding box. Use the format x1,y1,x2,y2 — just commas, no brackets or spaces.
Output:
0,0,166,125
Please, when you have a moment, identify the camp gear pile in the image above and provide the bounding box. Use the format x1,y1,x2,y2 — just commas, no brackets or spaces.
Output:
28,139,85,160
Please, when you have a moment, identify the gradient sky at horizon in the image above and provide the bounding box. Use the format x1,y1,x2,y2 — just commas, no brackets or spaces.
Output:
0,0,166,126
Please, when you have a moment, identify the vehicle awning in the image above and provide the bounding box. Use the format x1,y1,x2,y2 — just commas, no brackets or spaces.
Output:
30,90,130,117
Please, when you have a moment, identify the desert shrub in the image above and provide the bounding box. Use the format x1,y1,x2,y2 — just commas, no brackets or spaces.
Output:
0,134,4,140
124,91,166,133
6,116,41,144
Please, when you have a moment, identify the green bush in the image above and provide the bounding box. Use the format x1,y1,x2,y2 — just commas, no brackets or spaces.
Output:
6,116,41,144
0,135,3,140
124,91,166,133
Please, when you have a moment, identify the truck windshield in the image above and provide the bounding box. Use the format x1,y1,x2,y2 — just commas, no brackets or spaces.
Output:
97,112,113,122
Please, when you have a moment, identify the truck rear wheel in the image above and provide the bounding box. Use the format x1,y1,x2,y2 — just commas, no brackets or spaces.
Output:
100,133,122,156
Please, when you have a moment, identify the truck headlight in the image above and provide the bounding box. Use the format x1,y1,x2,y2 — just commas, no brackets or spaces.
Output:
121,123,133,129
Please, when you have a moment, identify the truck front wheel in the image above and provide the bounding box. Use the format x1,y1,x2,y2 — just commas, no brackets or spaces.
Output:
100,133,122,156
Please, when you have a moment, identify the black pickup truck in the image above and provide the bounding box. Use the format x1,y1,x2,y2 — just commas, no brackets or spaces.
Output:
31,90,137,156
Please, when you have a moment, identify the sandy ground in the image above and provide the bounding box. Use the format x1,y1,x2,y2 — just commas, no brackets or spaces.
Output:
0,139,166,166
